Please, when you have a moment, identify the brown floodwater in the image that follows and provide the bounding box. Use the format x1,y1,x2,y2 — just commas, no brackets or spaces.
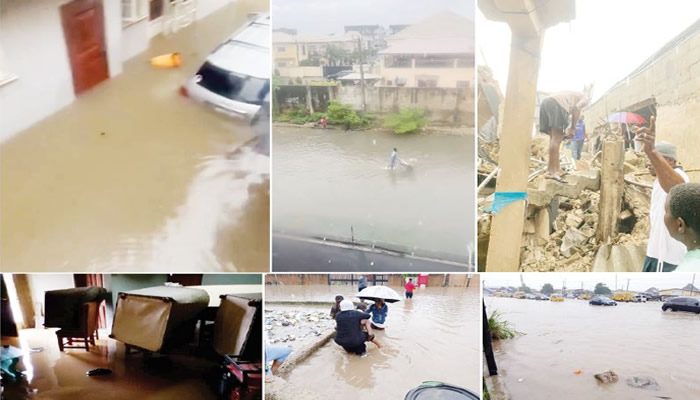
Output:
486,297,700,399
266,284,481,399
0,0,269,272
1,328,216,400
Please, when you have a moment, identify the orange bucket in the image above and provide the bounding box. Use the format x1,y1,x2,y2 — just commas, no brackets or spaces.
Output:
151,52,181,68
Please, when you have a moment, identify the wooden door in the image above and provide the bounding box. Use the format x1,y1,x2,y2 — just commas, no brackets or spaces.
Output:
60,0,109,94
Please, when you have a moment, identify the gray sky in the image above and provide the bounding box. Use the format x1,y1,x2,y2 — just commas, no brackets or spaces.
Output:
478,0,700,101
483,273,698,292
272,0,475,35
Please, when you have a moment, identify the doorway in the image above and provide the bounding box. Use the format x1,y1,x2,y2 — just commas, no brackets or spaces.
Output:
60,0,110,94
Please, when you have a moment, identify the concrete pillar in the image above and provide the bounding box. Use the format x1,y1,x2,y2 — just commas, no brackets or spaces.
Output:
597,140,625,243
486,33,543,271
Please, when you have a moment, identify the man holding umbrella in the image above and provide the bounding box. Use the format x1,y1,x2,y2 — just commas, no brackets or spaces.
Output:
636,117,690,272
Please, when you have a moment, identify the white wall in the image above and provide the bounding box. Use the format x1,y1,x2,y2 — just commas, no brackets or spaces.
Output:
0,0,127,142
121,20,150,61
0,0,75,142
29,274,76,316
103,0,123,76
195,0,236,20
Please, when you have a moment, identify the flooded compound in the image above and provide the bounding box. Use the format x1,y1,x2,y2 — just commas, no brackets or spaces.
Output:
266,283,480,399
1,329,216,400
486,297,700,399
0,0,269,272
272,126,474,262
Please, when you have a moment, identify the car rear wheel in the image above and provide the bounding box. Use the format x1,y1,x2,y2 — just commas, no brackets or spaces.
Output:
662,306,668,311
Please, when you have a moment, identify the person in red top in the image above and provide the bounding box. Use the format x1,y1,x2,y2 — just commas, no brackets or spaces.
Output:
405,278,416,299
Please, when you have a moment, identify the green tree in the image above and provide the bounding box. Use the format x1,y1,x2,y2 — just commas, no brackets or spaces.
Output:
541,283,554,295
326,45,349,66
383,108,428,134
594,283,612,295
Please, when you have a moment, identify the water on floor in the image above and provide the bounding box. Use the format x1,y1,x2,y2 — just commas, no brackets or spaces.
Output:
485,297,700,399
272,126,474,261
0,0,269,272
267,284,481,399
1,329,217,400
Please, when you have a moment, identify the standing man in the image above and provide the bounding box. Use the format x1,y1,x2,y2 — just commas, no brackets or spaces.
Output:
405,278,416,299
637,117,690,272
571,115,586,161
388,148,398,169
358,275,367,292
539,91,590,182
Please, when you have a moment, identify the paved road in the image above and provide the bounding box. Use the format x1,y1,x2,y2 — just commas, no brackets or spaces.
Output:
272,235,473,272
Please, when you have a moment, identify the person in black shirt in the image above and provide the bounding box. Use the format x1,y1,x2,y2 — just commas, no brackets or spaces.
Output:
334,300,383,355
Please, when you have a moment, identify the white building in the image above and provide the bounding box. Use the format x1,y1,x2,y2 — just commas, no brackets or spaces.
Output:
0,0,236,142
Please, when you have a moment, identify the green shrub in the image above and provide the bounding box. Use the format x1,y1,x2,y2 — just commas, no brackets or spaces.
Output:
383,108,428,134
326,100,372,128
488,309,523,340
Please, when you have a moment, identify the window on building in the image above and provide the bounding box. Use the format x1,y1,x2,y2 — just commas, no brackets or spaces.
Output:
277,47,286,52
415,56,452,68
456,55,475,68
386,55,412,68
149,0,164,21
456,81,471,89
122,0,149,25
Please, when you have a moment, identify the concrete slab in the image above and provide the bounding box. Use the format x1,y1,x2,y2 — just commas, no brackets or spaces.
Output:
528,170,601,207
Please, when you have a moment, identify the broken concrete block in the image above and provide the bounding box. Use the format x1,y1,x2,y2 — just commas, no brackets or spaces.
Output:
592,244,646,272
566,214,584,228
561,227,589,256
594,370,619,384
619,210,633,220
528,170,601,207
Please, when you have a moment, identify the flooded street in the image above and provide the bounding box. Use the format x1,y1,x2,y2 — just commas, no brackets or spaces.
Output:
486,297,700,399
0,1,269,272
267,284,480,399
272,126,474,261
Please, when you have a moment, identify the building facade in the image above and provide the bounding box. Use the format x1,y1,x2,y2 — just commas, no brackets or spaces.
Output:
0,0,235,142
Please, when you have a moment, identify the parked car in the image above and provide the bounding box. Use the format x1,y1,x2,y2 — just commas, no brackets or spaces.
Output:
514,291,526,299
550,295,564,302
612,291,634,302
534,294,549,301
577,293,592,300
632,294,648,303
589,296,617,306
182,13,270,119
662,297,700,314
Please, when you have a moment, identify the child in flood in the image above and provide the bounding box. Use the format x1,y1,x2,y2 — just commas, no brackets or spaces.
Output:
405,279,416,299
330,295,344,319
367,299,388,329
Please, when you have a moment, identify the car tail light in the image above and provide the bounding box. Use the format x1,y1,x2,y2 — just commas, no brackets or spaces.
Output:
179,86,188,97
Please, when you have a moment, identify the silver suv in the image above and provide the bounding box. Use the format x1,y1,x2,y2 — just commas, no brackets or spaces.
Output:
182,13,270,119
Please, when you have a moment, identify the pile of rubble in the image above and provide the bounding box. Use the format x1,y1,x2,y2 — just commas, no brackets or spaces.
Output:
265,309,335,349
479,132,654,272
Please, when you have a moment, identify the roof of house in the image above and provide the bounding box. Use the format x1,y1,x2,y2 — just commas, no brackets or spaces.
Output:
379,11,474,55
273,31,361,44
682,283,700,292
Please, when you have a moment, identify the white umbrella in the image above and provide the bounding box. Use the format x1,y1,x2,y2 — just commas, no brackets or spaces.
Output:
358,286,401,303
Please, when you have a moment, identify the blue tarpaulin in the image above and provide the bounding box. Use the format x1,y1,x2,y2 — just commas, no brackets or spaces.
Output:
485,192,528,214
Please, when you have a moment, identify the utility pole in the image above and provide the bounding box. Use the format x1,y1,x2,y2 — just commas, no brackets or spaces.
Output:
626,278,631,292
692,274,696,296
357,37,367,112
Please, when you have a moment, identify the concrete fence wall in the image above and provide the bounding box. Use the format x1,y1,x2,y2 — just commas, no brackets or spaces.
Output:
585,29,700,177
274,85,474,126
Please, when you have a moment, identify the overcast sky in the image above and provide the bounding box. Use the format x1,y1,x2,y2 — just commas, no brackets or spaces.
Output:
478,0,700,101
272,0,475,35
482,273,698,292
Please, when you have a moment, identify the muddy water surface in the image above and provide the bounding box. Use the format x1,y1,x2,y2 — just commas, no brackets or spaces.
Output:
267,284,480,398
1,0,269,272
486,297,700,399
1,329,216,400
272,126,474,260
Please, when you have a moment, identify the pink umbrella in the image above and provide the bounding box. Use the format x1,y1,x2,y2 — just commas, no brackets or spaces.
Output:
606,112,647,125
